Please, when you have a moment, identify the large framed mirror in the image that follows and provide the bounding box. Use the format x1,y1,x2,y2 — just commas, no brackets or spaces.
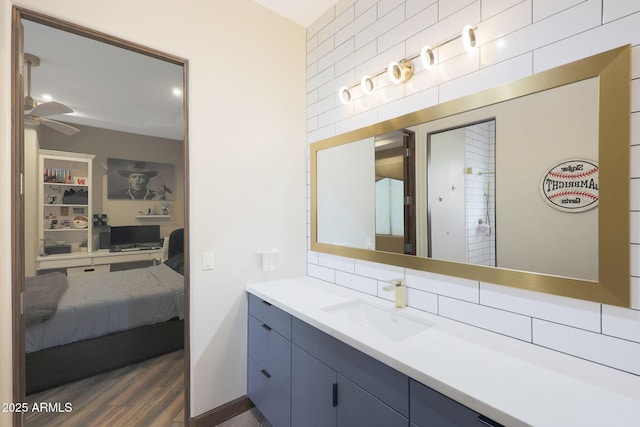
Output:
311,45,630,307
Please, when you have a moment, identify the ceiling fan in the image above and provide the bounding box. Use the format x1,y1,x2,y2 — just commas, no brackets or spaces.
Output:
23,53,79,136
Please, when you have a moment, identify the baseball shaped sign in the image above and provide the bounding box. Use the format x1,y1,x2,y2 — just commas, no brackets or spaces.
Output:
540,159,598,213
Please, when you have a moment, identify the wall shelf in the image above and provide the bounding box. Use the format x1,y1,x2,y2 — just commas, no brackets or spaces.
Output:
136,215,171,219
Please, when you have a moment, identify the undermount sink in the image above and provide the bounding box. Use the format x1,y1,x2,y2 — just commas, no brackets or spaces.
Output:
322,299,431,342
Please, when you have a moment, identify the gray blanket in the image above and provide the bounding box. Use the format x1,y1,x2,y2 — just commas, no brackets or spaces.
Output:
24,272,68,326
25,263,184,353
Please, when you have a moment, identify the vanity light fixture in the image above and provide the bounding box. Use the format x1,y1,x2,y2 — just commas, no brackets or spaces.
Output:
338,24,478,105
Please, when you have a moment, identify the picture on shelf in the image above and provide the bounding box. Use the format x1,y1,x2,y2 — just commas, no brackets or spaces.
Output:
60,207,69,216
107,158,175,200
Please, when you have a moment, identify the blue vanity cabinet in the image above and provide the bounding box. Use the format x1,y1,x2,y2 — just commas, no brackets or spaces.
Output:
247,294,292,427
291,317,409,427
410,379,503,427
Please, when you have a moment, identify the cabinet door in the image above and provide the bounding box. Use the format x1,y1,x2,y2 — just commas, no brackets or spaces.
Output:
337,374,408,427
410,379,500,427
292,344,337,427
248,358,290,427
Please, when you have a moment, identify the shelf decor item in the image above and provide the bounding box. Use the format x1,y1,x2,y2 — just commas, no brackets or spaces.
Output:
39,150,95,264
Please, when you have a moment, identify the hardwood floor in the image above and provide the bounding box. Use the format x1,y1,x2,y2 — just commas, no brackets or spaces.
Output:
25,350,185,426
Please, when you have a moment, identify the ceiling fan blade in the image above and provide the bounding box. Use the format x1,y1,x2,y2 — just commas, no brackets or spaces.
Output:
28,101,73,118
39,118,80,135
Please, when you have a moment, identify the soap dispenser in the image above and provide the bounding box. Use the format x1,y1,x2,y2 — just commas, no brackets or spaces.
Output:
383,279,407,308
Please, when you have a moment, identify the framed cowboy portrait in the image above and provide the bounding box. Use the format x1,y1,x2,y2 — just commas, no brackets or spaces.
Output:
107,158,176,200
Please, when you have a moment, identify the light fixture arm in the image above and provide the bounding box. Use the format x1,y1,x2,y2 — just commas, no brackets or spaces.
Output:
338,25,478,105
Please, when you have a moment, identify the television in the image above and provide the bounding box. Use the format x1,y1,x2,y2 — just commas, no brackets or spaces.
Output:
109,225,162,251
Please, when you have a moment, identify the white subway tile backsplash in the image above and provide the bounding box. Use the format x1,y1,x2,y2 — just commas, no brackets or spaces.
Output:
632,145,640,178
442,52,531,102
354,259,404,281
533,319,640,376
335,5,374,47
631,212,640,245
377,85,438,123
631,179,640,211
406,0,437,18
308,263,336,283
533,0,584,22
320,6,355,45
632,277,640,310
439,296,532,341
407,287,438,314
318,38,356,74
378,4,435,54
406,269,479,303
354,0,379,18
480,282,601,332
307,124,336,144
308,5,337,40
481,0,528,21
603,0,640,23
308,37,337,70
318,253,356,273
439,0,477,21
308,250,319,265
336,40,378,77
356,3,406,51
335,107,379,134
631,244,640,277
379,0,406,18
533,9,640,73
633,113,640,147
308,66,339,94
633,79,640,113
336,270,378,295
602,304,640,343
476,0,532,50
336,0,357,17
633,46,640,79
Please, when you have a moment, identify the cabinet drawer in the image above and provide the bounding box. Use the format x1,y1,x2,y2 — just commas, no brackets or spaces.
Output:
248,315,291,393
292,317,409,418
410,379,502,427
248,293,291,339
248,357,290,427
66,264,110,276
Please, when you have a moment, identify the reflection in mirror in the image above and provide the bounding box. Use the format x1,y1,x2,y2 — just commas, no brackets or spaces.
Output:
374,130,415,255
311,45,630,306
425,120,496,266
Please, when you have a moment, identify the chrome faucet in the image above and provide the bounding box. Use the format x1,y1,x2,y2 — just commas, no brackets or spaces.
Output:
383,279,407,308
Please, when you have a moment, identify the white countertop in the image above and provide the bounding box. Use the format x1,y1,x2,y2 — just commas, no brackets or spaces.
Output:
247,276,640,427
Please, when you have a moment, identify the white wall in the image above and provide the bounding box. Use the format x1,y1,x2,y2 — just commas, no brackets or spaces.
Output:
0,0,307,424
307,0,640,381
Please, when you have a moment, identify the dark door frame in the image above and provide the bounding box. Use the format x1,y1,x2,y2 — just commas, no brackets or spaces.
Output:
10,7,190,425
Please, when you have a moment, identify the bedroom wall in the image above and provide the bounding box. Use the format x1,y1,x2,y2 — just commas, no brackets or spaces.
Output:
0,0,307,424
39,124,185,241
306,0,640,381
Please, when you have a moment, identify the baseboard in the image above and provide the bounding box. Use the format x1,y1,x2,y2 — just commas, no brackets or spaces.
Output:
189,395,254,427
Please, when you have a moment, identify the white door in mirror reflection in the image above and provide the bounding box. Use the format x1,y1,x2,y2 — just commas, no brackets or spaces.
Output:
427,120,496,266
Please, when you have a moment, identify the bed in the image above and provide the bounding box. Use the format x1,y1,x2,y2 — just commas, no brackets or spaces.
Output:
25,228,185,394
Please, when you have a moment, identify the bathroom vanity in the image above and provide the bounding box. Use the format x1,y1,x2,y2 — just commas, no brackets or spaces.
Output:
247,277,640,427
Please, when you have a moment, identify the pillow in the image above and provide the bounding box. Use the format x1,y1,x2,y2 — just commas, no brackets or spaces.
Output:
164,253,184,275
24,272,68,326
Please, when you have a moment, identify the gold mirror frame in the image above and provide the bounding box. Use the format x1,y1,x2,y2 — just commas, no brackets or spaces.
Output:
311,45,630,307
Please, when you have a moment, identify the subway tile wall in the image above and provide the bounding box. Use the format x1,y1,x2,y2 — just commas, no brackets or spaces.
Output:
306,0,640,376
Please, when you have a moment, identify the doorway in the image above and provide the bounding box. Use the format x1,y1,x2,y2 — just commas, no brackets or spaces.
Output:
11,7,190,425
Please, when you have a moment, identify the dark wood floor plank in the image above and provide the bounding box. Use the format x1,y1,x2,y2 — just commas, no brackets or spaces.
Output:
25,350,185,426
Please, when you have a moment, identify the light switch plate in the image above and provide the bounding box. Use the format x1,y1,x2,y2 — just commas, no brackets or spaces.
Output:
203,251,215,270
